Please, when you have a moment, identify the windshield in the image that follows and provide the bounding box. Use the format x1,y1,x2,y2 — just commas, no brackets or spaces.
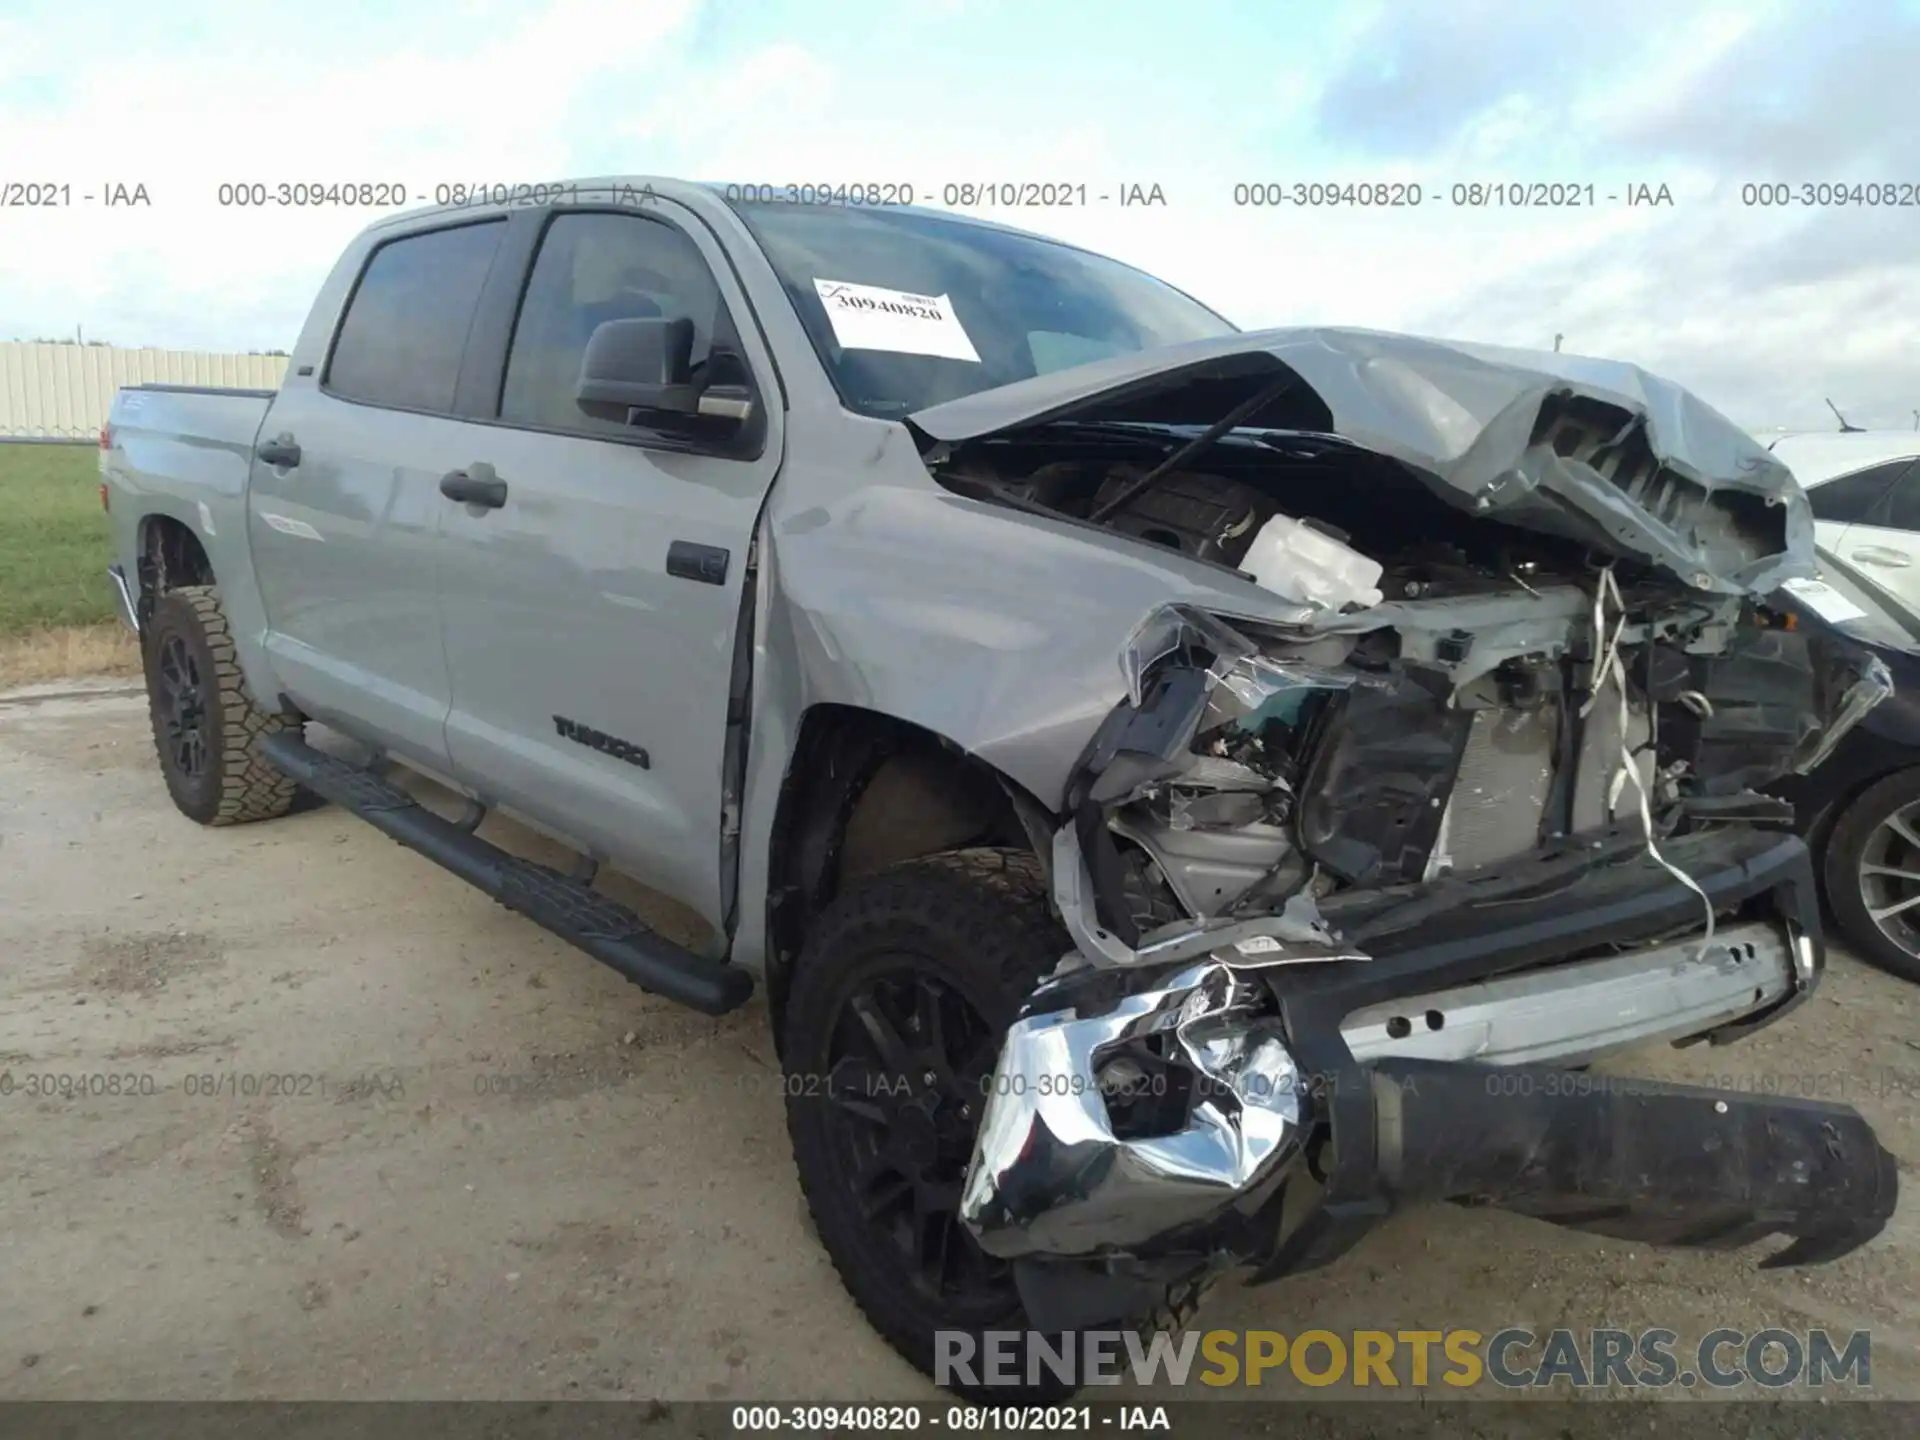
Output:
726,199,1237,419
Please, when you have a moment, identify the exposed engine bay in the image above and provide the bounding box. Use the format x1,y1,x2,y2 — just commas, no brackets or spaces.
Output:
931,422,1892,939
920,407,1901,1334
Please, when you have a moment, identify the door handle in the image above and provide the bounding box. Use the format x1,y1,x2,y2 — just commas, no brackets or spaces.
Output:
439,463,508,509
255,436,301,468
666,540,730,586
1851,545,1912,568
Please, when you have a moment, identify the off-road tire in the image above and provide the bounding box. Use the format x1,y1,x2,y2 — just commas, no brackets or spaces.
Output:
782,846,1214,1396
1824,768,1920,985
143,585,301,826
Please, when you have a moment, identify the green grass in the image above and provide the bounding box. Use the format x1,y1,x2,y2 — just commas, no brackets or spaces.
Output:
0,443,118,636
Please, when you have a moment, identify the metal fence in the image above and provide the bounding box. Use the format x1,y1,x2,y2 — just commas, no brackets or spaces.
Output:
0,342,290,440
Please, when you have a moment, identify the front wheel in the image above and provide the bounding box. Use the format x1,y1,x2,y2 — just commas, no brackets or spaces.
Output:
781,847,1207,1396
142,585,301,826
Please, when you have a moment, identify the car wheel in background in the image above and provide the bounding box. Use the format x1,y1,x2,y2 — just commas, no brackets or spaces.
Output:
1824,767,1920,984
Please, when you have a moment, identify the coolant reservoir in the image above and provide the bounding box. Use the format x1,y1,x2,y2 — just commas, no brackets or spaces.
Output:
1242,512,1384,611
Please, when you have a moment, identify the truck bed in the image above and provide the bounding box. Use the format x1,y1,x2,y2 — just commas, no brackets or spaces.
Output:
101,383,279,635
108,383,272,456
103,382,274,543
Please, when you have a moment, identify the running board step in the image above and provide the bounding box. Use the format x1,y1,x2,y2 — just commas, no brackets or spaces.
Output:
260,733,753,1015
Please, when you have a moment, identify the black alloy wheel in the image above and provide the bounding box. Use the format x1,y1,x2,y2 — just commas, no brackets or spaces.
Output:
781,848,1067,1392
1827,768,1920,984
782,848,1218,1395
141,586,301,826
154,631,210,781
821,960,1013,1311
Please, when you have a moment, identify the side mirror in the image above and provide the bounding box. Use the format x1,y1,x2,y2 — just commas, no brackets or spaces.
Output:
576,316,698,420
575,317,755,429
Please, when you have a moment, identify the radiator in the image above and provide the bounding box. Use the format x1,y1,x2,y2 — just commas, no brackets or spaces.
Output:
1427,701,1558,877
1427,683,1654,879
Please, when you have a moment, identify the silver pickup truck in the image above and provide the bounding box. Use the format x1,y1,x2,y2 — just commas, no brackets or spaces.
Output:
102,178,1899,1391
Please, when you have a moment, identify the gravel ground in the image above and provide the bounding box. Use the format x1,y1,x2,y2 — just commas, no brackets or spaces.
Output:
1,681,1916,1409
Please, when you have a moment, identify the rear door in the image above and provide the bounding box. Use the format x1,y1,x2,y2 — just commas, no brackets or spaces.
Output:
434,199,784,940
249,217,510,769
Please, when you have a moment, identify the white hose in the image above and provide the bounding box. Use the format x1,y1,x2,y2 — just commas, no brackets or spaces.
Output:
1578,566,1716,956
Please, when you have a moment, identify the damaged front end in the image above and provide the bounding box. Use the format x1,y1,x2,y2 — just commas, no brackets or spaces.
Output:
962,598,1899,1331
930,339,1903,1332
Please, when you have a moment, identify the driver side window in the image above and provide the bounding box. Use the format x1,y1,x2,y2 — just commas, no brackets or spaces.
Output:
500,211,728,438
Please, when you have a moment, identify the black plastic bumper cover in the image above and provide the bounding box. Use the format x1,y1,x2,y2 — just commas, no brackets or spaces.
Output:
1367,1060,1900,1266
1017,1058,1900,1332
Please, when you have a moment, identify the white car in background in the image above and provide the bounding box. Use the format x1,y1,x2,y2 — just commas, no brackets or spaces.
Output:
1771,430,1920,606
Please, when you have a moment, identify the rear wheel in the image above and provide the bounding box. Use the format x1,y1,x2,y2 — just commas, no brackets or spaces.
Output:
782,847,1208,1395
143,585,301,826
1824,768,1920,984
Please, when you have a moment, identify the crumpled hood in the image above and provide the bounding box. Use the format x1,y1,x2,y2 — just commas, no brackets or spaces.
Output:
908,326,1815,596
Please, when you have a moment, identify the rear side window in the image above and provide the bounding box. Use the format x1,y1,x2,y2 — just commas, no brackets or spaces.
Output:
499,211,729,438
325,220,507,413
1806,459,1915,525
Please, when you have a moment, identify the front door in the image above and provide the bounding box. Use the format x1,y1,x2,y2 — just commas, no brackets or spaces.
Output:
434,201,783,941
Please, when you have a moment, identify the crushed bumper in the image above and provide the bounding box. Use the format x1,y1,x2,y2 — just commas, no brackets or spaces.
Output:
959,827,1900,1332
961,955,1307,1260
1337,916,1802,1068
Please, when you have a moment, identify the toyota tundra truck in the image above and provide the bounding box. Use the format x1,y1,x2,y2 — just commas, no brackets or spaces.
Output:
101,178,1900,1390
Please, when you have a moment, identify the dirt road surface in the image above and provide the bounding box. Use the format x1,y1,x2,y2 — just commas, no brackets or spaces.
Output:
3,681,1916,1406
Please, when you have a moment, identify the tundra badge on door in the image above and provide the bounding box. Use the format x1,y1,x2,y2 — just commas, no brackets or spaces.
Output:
553,715,650,768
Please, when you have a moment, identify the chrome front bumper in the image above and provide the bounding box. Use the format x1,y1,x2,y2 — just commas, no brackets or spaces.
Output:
961,956,1306,1260
960,914,1812,1263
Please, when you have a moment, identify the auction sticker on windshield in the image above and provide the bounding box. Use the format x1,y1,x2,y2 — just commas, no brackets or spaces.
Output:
813,278,981,361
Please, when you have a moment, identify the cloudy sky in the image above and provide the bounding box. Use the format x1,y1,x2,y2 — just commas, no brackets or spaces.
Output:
2,0,1916,431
